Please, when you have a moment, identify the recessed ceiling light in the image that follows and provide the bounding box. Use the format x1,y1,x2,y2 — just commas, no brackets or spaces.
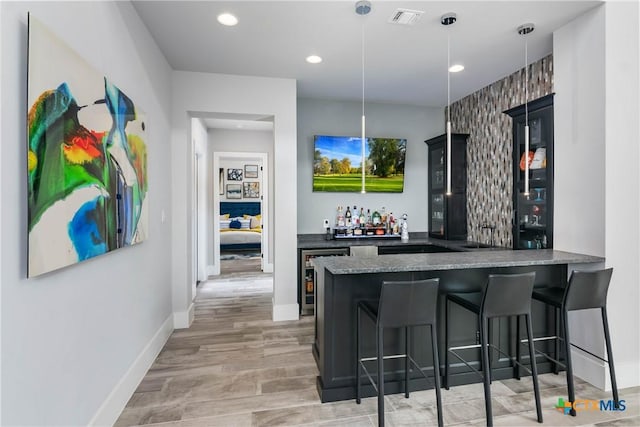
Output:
306,55,323,64
449,64,465,73
217,13,238,26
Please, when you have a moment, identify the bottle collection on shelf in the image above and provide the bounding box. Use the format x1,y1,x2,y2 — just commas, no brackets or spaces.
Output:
332,205,402,238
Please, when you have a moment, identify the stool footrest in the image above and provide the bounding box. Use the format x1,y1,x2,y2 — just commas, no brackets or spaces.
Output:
359,353,435,391
360,354,407,362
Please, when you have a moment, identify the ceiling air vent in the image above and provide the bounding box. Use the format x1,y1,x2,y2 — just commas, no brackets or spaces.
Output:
388,8,424,26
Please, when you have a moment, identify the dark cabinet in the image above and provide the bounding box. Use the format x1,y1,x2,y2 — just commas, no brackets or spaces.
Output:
425,133,469,240
504,93,554,250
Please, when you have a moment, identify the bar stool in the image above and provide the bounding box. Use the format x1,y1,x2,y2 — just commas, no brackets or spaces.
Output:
444,272,543,427
530,268,619,416
356,278,443,427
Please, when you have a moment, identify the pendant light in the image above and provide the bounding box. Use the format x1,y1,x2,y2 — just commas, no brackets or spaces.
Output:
441,13,457,197
356,1,371,194
518,23,534,196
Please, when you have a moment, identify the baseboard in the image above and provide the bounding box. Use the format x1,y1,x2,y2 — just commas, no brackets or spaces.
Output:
572,348,607,390
88,314,173,427
263,262,274,273
173,302,195,329
572,349,640,391
272,301,299,321
608,360,640,390
206,264,216,276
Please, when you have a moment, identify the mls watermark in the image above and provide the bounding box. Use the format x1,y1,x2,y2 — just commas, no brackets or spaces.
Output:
555,397,626,414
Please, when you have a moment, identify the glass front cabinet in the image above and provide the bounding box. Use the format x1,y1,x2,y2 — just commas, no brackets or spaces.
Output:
505,93,554,250
299,248,348,315
425,133,468,240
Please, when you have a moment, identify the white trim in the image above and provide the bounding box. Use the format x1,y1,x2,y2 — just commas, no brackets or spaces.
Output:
206,264,216,277
571,350,640,391
173,302,195,329
88,315,173,427
263,262,274,273
272,301,299,321
571,348,607,390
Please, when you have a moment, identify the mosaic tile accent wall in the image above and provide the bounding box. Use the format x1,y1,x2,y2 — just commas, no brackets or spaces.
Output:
449,55,553,248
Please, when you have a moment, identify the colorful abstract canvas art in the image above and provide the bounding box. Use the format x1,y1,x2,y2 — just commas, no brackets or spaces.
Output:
27,16,148,277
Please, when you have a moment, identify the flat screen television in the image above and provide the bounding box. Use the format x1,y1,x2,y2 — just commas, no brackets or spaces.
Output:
313,135,406,193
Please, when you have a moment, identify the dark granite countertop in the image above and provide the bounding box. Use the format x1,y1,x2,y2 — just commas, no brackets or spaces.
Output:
297,232,501,251
311,249,604,275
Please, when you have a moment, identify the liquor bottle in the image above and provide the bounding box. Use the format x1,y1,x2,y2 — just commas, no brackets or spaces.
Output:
359,208,366,228
345,205,352,227
380,207,387,226
372,210,381,226
352,206,359,226
366,209,372,226
337,206,345,227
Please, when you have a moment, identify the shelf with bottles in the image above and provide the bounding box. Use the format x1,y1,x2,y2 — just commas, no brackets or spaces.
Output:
333,226,401,239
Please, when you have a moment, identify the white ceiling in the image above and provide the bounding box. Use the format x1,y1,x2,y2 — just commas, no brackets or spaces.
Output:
132,0,601,108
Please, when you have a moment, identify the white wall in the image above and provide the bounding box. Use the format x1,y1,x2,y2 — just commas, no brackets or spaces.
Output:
603,0,640,390
297,98,443,234
554,2,640,389
0,2,173,426
171,72,297,321
192,118,208,285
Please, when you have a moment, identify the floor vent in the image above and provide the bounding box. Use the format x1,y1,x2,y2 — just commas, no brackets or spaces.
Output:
388,8,424,26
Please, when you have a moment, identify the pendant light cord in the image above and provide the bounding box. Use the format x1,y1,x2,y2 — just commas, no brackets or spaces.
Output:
360,12,366,193
524,37,528,124
361,20,365,120
447,33,451,124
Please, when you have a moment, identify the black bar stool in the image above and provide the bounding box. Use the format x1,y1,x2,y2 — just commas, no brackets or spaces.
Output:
444,272,543,427
356,278,443,427
530,268,619,416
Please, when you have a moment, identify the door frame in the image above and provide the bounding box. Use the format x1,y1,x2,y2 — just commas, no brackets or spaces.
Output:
212,151,270,275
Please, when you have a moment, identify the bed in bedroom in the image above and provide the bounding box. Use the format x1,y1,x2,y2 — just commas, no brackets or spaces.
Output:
219,201,262,251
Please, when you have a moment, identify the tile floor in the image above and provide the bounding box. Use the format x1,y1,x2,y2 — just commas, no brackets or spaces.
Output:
115,272,639,426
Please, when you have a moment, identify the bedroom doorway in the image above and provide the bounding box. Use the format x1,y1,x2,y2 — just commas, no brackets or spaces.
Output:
211,150,270,276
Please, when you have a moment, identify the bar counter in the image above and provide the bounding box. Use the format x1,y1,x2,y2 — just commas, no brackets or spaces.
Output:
311,249,604,402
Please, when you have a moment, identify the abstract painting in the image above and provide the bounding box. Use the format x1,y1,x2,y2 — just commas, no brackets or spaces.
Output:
27,16,148,277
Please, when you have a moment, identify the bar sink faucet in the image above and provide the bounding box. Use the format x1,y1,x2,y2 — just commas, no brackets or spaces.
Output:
481,223,496,247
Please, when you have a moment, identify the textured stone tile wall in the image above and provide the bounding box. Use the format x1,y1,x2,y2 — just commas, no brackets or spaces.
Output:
449,55,553,247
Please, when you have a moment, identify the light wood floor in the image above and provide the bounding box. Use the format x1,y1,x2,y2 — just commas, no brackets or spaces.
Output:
115,273,639,426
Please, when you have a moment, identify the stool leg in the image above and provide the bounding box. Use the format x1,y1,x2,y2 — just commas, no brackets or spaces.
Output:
356,306,361,404
526,313,543,423
444,297,450,390
377,326,385,427
405,326,410,398
480,315,493,427
554,307,560,375
602,307,620,408
488,318,493,384
515,315,521,380
562,310,576,417
430,324,444,427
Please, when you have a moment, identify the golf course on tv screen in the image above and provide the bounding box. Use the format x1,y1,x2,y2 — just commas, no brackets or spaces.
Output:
313,135,406,193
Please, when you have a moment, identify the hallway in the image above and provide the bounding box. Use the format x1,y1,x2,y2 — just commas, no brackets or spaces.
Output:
115,275,639,426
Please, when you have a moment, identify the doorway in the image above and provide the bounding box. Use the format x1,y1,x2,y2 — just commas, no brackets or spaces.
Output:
206,118,274,277
215,152,268,275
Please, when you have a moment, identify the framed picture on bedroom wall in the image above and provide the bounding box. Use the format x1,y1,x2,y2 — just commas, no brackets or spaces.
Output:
226,184,242,199
243,182,260,198
219,168,224,195
245,164,259,178
227,168,243,181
